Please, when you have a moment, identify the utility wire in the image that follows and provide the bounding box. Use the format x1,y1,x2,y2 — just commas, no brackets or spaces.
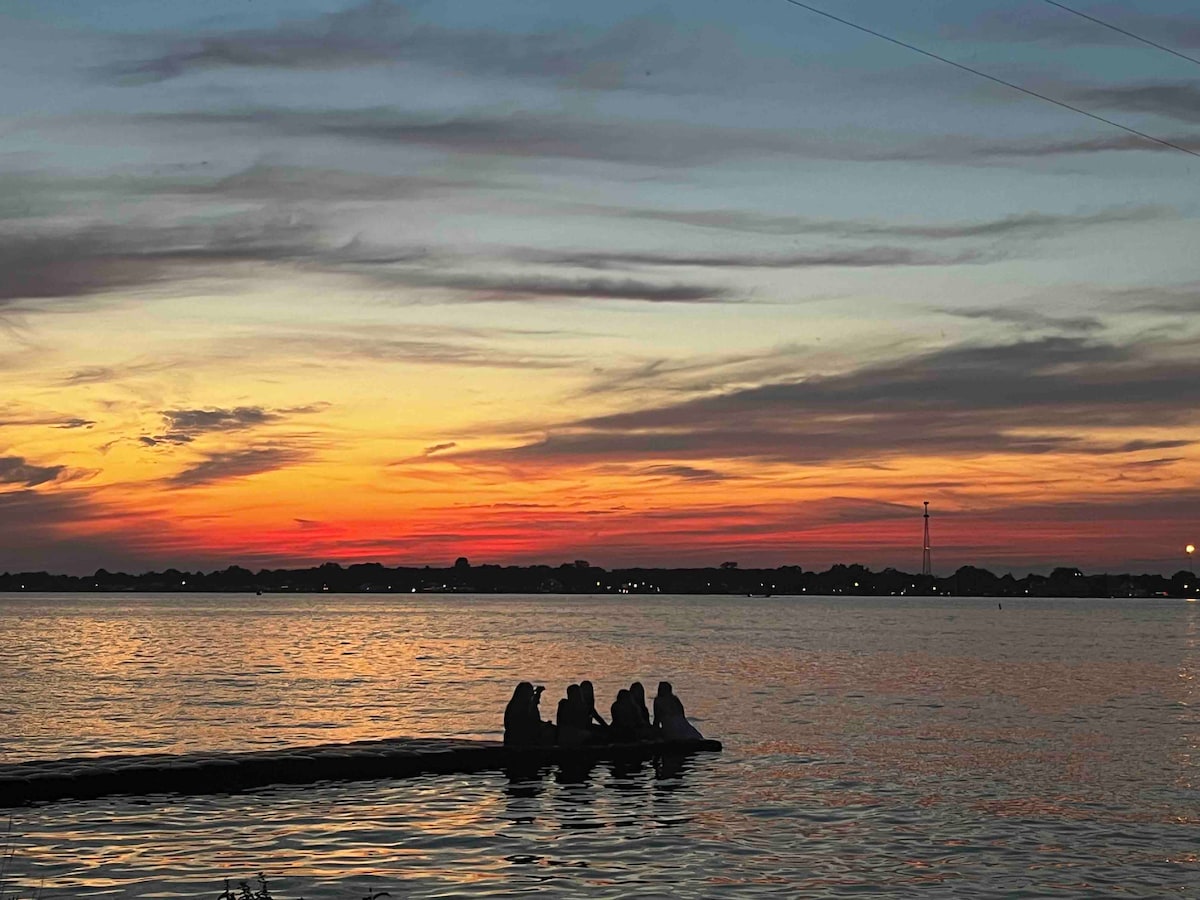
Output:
775,0,1200,160
1039,0,1200,69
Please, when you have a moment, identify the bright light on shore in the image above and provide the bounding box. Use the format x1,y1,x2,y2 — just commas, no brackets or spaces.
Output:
1188,544,1196,555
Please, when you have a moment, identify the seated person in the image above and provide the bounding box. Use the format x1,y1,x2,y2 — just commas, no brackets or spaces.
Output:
580,680,609,736
556,683,592,747
653,681,703,741
504,682,551,746
609,689,642,742
629,681,652,728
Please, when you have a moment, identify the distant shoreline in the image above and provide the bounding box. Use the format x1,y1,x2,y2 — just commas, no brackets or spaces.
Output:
0,562,1194,599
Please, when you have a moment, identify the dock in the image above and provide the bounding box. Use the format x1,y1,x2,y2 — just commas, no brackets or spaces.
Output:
0,736,723,808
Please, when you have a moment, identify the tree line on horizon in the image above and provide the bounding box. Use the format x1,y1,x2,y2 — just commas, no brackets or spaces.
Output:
0,560,1194,598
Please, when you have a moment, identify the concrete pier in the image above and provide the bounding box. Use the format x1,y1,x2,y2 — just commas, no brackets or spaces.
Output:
0,737,723,808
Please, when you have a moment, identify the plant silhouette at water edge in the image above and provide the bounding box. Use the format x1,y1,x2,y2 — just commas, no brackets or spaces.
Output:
217,874,389,900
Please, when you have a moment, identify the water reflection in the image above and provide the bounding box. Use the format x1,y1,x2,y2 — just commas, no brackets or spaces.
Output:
4,595,1200,898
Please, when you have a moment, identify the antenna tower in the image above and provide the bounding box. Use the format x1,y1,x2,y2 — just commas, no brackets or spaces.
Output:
921,501,932,576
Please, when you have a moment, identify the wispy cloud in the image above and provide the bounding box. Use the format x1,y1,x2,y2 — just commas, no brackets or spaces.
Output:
109,1,794,99
636,464,732,482
597,204,1168,241
0,407,96,429
940,306,1104,333
455,335,1200,468
1079,83,1200,124
0,216,321,306
0,455,69,488
142,404,327,447
526,246,994,271
139,104,1197,169
168,446,309,487
954,7,1200,49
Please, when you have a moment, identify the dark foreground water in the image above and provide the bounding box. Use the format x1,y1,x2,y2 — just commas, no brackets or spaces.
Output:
1,594,1197,897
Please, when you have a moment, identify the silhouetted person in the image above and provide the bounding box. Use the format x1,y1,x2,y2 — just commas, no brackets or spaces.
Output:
557,683,591,746
504,682,550,747
629,681,652,729
609,689,641,742
580,680,608,736
653,681,703,741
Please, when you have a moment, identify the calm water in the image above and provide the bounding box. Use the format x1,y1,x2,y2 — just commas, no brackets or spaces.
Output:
1,593,1197,898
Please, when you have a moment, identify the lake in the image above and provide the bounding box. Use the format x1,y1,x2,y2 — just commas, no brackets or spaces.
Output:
1,594,1197,897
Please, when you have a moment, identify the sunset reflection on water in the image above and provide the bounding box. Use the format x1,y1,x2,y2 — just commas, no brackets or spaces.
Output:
1,594,1198,897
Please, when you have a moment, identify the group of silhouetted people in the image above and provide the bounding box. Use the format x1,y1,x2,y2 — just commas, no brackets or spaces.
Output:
503,679,703,748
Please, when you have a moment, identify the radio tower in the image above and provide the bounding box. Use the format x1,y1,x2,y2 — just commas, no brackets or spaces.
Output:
921,501,932,576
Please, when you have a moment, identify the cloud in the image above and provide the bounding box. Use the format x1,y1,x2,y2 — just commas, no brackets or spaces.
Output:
1079,83,1200,124
384,271,732,303
0,216,321,306
601,204,1168,241
177,162,483,203
636,464,731,482
1085,439,1192,455
168,446,309,487
423,442,456,456
110,2,789,98
142,404,327,447
162,406,276,435
954,7,1200,49
0,408,96,429
526,246,992,271
458,335,1200,467
941,306,1103,333
140,106,815,168
1101,282,1200,315
1119,457,1184,470
133,103,1198,172
1,203,731,309
0,455,68,488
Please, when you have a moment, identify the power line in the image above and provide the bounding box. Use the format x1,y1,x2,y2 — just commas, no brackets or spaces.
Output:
1039,0,1200,69
775,0,1200,161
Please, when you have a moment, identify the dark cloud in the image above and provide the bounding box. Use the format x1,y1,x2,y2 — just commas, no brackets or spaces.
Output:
1079,83,1200,124
390,271,732,303
143,404,326,447
527,246,992,271
62,359,179,385
0,455,68,487
178,162,481,203
604,205,1168,241
942,306,1103,332
1119,457,1183,470
0,409,96,429
135,103,1198,170
637,464,731,482
141,106,812,168
110,2,781,97
882,132,1199,161
460,336,1200,467
2,208,730,308
168,447,309,487
163,406,277,434
1101,282,1200,315
391,440,461,466
954,7,1200,49
0,489,164,574
1086,439,1192,455
0,217,320,306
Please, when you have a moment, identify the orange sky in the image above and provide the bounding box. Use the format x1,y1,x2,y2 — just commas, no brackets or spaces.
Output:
2,1,1198,574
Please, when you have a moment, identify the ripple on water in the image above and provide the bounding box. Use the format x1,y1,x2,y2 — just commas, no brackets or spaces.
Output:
2,594,1199,897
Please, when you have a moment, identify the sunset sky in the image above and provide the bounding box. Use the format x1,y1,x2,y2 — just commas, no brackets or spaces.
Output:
1,0,1197,575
